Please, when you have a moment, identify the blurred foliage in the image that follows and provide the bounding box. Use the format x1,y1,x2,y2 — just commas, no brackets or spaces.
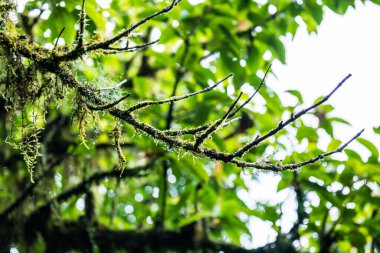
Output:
0,0,380,252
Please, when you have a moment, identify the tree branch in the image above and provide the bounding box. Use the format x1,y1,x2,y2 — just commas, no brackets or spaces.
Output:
56,162,153,204
230,129,364,170
0,6,362,174
86,94,130,111
126,74,232,113
76,0,86,49
24,218,294,253
155,160,169,230
232,74,353,158
56,67,364,172
105,39,159,54
160,65,269,137
55,0,182,61
0,155,68,221
194,92,243,148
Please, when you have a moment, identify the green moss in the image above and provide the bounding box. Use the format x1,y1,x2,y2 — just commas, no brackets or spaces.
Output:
113,122,126,174
0,27,71,182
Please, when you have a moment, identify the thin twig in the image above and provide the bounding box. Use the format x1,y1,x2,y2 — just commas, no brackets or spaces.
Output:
126,74,233,113
2,15,363,175
155,160,169,229
281,129,364,170
232,74,352,158
53,27,66,51
56,0,182,61
194,92,243,148
76,0,86,49
161,67,270,137
92,0,180,49
166,39,189,129
41,65,365,173
86,94,130,111
228,64,271,119
231,129,364,171
107,39,159,52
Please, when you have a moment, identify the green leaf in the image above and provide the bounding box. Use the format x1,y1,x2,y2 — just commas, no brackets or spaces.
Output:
133,77,151,98
327,139,341,152
40,7,77,43
296,126,318,142
258,33,286,63
222,216,249,244
339,166,354,186
330,117,351,125
181,158,209,182
193,103,211,125
300,12,318,33
302,181,343,209
357,138,379,160
277,171,293,192
305,0,323,24
323,0,354,14
348,231,367,249
285,89,304,103
199,185,217,209
178,211,214,227
344,149,363,162
86,0,106,30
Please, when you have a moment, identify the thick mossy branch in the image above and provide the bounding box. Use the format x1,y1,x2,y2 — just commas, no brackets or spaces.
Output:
23,219,295,253
0,0,363,176
113,123,126,173
2,31,363,172
86,94,130,111
54,0,182,62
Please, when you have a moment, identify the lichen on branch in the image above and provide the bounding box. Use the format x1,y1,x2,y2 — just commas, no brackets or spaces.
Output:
0,0,363,182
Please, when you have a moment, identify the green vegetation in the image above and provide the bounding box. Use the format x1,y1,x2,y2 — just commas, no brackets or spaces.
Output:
1,0,379,252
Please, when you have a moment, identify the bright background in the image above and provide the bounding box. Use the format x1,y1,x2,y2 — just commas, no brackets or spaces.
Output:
271,0,380,147
249,0,380,248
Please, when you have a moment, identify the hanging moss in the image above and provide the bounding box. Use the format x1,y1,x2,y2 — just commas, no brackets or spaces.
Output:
113,122,126,174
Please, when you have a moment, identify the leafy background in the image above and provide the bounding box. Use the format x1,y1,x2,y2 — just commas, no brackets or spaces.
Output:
1,0,380,252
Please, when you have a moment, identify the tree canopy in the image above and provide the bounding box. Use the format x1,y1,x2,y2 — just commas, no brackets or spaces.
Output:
1,0,380,252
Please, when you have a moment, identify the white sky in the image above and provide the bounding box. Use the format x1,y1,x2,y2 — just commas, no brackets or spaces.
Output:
248,0,380,249
270,0,380,146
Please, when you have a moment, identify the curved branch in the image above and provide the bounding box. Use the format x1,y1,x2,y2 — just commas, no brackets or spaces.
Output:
228,63,270,119
194,92,243,148
25,219,293,253
230,129,364,170
126,74,232,113
86,94,130,111
0,156,67,221
161,66,269,137
232,74,353,158
55,0,182,61
106,39,159,54
76,0,86,49
1,17,362,174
